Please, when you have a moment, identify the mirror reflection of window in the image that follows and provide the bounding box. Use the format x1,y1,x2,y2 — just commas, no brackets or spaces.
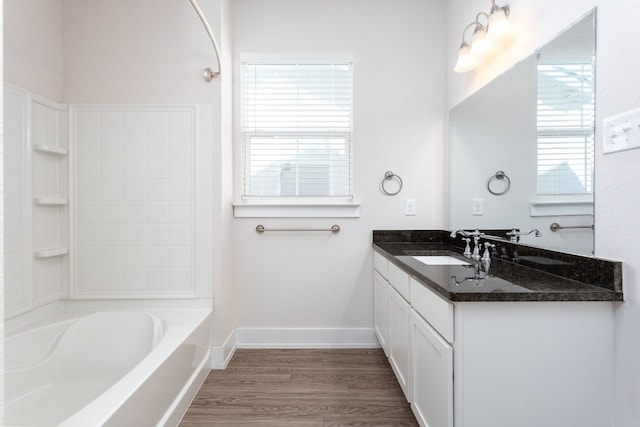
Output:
536,62,594,195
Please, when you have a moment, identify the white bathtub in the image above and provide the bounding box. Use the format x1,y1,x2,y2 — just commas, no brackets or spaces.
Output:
5,304,212,426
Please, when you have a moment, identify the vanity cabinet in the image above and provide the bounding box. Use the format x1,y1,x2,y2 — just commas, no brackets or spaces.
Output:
373,270,389,355
375,251,412,399
373,250,615,427
387,284,411,399
410,309,453,427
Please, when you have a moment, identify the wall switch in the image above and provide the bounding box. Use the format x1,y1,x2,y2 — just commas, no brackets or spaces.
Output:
603,107,640,154
472,198,484,216
405,199,417,216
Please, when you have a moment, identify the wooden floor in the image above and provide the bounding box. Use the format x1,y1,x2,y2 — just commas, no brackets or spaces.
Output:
179,348,419,427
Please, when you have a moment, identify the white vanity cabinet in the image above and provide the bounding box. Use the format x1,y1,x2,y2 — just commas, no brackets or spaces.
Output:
373,270,389,355
386,259,412,399
410,278,454,427
375,250,412,397
411,310,453,427
373,250,615,427
373,252,389,355
388,283,411,398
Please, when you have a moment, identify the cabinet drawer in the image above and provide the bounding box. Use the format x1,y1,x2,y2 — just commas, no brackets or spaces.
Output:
388,261,411,301
410,278,454,343
373,251,388,278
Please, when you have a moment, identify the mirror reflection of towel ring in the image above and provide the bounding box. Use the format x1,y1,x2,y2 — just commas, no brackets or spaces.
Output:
487,170,511,195
381,171,403,195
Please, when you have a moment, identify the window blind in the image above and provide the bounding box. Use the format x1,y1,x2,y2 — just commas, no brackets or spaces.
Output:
537,63,594,195
241,62,353,198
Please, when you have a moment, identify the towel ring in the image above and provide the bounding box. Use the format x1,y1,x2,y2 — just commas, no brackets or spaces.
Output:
487,170,511,195
381,171,403,196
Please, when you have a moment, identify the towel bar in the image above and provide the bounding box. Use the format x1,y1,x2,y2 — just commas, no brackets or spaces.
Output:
256,224,340,234
549,223,594,232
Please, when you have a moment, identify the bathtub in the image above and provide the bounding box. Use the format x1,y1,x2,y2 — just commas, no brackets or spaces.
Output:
5,304,212,426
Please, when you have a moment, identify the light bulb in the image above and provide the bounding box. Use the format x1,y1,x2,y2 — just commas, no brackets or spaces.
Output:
454,43,478,73
487,7,513,43
470,26,493,59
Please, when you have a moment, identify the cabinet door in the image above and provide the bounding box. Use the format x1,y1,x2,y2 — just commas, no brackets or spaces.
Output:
411,310,453,427
374,270,389,355
388,285,411,400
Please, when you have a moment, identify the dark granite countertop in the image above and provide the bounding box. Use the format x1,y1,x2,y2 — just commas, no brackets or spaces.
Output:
373,231,623,303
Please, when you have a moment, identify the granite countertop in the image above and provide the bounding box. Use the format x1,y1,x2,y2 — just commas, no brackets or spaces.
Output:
373,231,623,303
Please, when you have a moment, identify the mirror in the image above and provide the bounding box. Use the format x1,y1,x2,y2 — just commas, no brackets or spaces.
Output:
449,9,596,255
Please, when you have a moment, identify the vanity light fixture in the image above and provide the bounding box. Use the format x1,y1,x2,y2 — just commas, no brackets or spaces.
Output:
454,0,513,73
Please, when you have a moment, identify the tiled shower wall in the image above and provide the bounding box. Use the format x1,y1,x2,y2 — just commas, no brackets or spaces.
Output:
4,85,69,317
4,91,212,316
73,106,202,298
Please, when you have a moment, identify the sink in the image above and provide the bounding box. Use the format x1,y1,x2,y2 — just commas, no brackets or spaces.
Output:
413,255,470,266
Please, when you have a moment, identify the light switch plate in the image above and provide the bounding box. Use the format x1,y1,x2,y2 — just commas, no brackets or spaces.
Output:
472,198,484,216
405,199,416,216
603,107,640,154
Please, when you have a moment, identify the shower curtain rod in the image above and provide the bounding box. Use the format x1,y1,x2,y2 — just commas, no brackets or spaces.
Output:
187,0,222,81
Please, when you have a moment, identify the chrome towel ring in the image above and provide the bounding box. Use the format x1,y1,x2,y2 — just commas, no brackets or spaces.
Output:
381,171,403,195
487,170,511,195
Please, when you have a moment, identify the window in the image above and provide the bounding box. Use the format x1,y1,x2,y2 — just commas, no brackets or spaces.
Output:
536,62,594,195
241,61,353,200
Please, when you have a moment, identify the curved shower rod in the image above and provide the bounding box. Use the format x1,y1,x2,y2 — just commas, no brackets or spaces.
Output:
187,0,222,81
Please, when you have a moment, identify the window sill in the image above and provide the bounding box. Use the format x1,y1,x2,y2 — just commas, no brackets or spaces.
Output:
529,197,593,217
233,202,361,218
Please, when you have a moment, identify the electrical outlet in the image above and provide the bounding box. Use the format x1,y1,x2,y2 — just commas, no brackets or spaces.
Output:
405,199,417,216
603,107,640,154
472,199,484,216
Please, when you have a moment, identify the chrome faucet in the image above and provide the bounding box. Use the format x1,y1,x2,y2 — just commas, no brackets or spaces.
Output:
462,238,472,258
450,229,485,260
481,242,496,262
506,228,542,243
450,229,471,238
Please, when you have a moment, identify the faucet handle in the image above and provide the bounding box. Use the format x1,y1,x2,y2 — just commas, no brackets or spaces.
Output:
481,242,496,262
462,238,472,257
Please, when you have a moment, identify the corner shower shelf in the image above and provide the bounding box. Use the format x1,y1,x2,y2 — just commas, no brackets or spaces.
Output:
33,197,68,205
33,144,68,156
34,247,69,259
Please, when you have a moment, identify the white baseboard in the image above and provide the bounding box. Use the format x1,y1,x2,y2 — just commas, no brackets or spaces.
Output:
210,327,379,369
210,329,238,369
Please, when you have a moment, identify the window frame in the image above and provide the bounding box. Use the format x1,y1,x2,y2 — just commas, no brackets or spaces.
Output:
234,54,360,218
531,61,595,217
535,62,594,196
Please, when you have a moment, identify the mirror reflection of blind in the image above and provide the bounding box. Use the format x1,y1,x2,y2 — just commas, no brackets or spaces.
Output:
537,63,594,195
241,62,353,198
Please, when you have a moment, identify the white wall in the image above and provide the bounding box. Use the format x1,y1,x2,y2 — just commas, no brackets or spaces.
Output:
229,0,446,339
4,0,64,102
209,0,235,355
1,0,5,420
445,1,640,425
62,0,220,105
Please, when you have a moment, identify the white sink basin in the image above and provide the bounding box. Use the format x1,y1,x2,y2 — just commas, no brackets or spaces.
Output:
413,255,470,266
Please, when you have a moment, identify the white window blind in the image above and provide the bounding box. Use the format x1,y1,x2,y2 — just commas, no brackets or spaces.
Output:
537,63,594,195
241,62,353,199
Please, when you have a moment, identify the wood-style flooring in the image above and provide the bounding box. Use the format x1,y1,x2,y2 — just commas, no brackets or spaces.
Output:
179,348,419,427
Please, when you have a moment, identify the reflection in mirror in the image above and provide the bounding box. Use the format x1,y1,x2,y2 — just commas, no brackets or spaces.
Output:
449,9,596,255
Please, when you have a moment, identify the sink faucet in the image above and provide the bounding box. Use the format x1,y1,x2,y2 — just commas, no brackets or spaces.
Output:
481,242,495,262
450,229,471,238
506,228,542,243
451,229,484,260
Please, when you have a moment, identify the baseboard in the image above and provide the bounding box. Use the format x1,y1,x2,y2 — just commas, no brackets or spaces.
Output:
210,327,380,369
210,328,238,369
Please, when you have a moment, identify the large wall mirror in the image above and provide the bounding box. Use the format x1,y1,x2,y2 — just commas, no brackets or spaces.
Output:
449,9,596,256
